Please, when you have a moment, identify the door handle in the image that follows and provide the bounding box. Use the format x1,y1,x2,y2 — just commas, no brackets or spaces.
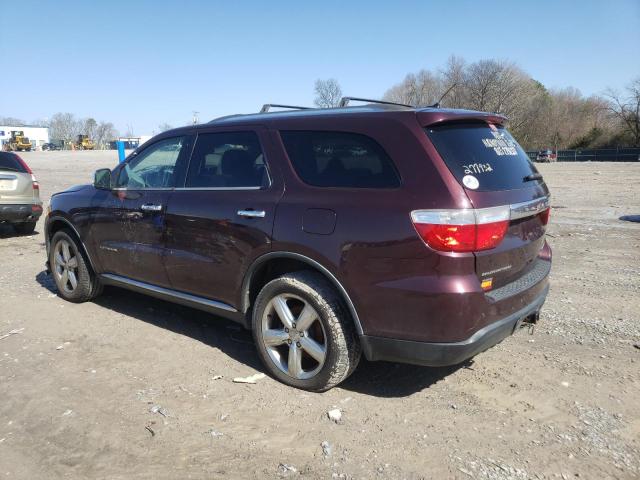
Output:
237,209,266,218
140,204,163,212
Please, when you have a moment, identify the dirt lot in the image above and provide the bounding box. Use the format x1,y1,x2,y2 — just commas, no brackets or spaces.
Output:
1,152,639,479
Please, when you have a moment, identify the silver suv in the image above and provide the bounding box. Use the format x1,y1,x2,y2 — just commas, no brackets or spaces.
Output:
0,152,43,234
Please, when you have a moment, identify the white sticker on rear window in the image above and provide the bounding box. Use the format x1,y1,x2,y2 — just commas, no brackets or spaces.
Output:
462,175,479,190
482,130,518,156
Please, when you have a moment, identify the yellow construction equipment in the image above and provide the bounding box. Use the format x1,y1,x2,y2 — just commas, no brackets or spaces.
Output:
3,131,32,152
75,134,95,150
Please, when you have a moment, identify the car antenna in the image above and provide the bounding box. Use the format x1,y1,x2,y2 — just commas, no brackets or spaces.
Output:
429,83,457,108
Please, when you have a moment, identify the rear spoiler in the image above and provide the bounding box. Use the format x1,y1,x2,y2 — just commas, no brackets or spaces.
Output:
417,109,507,127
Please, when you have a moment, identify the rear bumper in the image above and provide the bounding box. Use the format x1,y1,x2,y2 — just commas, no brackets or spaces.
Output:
0,204,42,223
360,284,548,367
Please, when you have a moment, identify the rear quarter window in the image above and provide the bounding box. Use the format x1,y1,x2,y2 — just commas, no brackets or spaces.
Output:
280,131,400,188
425,122,541,191
0,152,26,173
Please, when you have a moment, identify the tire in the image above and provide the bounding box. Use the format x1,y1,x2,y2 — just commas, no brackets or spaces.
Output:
13,221,36,235
49,229,102,303
252,271,361,391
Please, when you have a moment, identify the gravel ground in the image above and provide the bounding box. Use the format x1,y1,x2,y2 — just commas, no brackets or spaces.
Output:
1,152,639,479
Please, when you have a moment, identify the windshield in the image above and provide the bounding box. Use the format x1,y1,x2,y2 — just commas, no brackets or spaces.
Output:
425,122,542,192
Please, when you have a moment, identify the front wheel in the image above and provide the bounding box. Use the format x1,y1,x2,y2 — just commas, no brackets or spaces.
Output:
49,230,102,302
252,271,361,391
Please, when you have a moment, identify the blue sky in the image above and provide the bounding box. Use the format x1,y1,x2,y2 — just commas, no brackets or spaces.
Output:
1,0,638,134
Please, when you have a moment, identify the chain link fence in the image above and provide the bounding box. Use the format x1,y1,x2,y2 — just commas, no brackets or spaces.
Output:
527,148,640,162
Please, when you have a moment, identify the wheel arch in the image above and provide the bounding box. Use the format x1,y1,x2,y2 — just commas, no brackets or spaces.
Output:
241,252,364,335
47,216,98,274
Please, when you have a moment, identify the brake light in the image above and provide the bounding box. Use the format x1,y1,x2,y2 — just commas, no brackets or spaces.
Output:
31,174,39,190
15,154,33,174
411,206,510,252
539,207,550,226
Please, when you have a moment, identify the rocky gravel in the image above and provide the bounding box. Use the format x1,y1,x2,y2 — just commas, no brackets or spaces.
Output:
0,152,638,479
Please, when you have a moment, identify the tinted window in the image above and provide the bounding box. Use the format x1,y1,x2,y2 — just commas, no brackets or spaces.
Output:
280,131,400,188
185,132,267,188
116,136,185,189
0,152,27,173
425,123,540,191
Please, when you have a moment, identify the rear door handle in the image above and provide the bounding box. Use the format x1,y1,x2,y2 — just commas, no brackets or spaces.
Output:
140,204,163,212
237,209,266,218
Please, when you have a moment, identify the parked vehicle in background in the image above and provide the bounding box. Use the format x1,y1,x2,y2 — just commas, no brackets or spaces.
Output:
2,131,32,152
44,99,552,391
74,135,95,150
42,141,63,151
0,152,42,234
536,149,557,162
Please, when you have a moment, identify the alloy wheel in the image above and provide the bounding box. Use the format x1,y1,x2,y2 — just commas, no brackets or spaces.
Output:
53,239,79,294
261,293,327,380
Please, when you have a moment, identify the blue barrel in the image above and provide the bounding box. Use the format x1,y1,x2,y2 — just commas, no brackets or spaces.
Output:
117,141,126,163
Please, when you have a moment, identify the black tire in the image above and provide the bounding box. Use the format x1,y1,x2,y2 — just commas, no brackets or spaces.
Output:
252,271,361,391
49,229,102,303
13,222,36,235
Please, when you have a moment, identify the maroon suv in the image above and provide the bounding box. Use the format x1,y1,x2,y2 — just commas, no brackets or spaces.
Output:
45,100,551,391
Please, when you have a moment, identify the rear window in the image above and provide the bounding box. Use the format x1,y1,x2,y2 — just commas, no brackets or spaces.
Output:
425,123,541,191
0,152,27,173
280,131,400,188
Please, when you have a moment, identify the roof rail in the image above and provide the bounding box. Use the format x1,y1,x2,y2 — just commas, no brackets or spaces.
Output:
260,104,312,113
209,114,246,123
338,97,414,108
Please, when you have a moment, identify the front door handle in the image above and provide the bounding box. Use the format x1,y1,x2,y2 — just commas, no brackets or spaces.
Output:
237,209,266,218
140,204,163,212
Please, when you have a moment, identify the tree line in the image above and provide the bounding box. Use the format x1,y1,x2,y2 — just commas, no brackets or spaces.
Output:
314,56,640,150
0,115,176,149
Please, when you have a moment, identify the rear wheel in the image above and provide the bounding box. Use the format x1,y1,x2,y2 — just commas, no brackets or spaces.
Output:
49,230,102,302
13,222,36,235
252,271,361,391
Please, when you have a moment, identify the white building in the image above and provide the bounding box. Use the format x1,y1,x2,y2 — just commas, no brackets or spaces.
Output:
0,125,50,150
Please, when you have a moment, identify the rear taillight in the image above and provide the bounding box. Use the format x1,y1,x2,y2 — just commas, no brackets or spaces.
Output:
539,207,550,226
31,174,39,190
15,154,33,174
411,206,510,252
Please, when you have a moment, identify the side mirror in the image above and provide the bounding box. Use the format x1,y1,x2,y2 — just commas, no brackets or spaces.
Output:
94,168,112,189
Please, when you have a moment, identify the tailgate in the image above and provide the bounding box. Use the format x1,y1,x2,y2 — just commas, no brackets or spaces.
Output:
0,171,34,202
472,194,550,288
424,121,550,289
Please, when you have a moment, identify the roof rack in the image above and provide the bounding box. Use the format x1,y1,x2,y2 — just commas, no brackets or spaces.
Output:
260,104,313,113
338,97,414,108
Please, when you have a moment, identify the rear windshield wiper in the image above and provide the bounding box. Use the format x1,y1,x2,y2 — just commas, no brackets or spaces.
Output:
523,173,543,182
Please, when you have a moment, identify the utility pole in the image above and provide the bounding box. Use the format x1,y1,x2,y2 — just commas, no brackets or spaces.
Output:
192,111,200,125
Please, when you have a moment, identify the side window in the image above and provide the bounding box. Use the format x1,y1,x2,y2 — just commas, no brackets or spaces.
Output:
280,131,401,188
185,131,268,188
116,136,185,189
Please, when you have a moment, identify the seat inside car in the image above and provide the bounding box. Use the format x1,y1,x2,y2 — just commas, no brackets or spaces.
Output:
220,149,259,187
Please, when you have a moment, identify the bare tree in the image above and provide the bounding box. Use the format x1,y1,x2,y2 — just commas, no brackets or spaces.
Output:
48,113,80,142
157,123,173,133
82,118,98,139
440,55,467,108
94,122,118,149
314,79,343,108
384,70,442,107
605,78,640,146
0,117,26,126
